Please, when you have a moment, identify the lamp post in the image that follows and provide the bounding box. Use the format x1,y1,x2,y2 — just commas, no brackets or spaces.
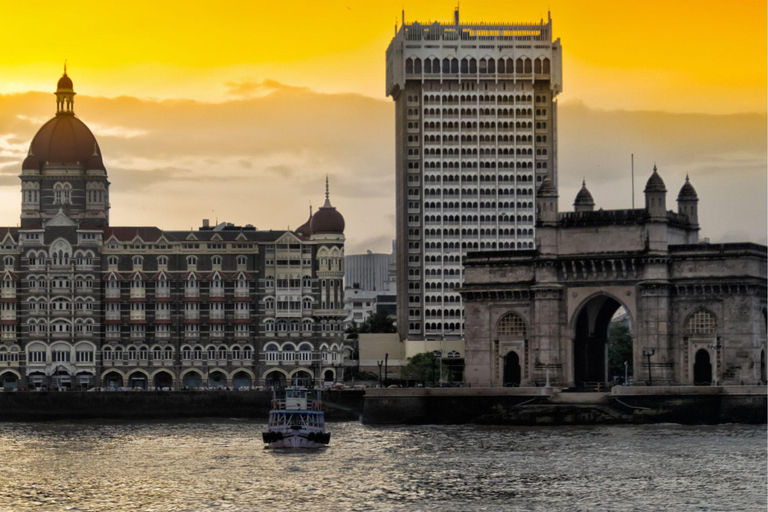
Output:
624,360,629,386
710,341,722,386
384,353,389,387
377,360,383,388
642,349,655,386
432,349,444,387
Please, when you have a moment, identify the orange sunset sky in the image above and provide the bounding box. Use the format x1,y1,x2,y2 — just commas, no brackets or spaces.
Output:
0,0,766,251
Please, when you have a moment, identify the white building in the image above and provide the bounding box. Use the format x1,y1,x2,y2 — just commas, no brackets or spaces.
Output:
345,250,395,293
386,9,563,340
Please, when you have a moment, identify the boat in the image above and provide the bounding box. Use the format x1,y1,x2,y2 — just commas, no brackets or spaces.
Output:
262,382,331,449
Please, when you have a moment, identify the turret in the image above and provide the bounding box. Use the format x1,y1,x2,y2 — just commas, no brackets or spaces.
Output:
677,174,699,228
573,180,595,212
644,165,667,220
536,177,558,225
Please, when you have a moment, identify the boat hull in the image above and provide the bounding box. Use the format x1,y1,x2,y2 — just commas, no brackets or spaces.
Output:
265,432,330,449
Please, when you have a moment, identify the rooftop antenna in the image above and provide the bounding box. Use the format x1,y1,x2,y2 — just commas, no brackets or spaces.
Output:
454,3,460,24
631,153,635,209
63,60,67,75
402,7,405,25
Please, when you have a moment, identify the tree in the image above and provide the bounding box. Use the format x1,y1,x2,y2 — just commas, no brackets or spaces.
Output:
358,310,396,334
607,322,633,380
345,321,360,340
400,352,439,386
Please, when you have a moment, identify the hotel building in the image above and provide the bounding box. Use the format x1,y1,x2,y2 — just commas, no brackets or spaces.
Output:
386,9,562,340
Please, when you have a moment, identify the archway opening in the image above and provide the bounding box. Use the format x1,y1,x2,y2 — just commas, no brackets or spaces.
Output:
182,371,203,389
607,306,633,385
574,295,625,390
761,349,766,384
128,372,147,390
208,371,227,389
232,371,252,390
292,370,312,387
52,369,72,391
693,349,712,385
503,351,521,387
264,371,285,389
154,371,173,390
103,372,123,389
0,372,18,390
323,370,335,383
75,372,93,390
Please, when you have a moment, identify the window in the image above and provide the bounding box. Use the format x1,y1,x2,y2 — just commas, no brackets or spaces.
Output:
158,256,168,267
132,256,143,267
187,256,198,267
687,310,717,334
497,313,527,337
212,256,222,267
237,256,247,267
108,256,118,267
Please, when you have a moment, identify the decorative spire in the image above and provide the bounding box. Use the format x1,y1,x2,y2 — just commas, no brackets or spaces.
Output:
323,175,332,207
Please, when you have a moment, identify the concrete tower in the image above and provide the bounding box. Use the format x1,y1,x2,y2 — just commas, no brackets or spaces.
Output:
386,9,563,340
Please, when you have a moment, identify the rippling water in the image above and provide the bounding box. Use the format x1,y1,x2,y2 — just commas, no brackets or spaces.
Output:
0,420,764,511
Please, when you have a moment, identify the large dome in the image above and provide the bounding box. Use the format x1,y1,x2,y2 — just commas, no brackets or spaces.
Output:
309,177,345,235
27,115,101,168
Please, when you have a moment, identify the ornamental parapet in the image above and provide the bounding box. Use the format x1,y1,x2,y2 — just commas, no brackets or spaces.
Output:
458,286,532,302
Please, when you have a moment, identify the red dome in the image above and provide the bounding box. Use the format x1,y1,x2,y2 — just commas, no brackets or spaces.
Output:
310,204,345,235
57,73,73,90
29,115,101,167
295,207,313,237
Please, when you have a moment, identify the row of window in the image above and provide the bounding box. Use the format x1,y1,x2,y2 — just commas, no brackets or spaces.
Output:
405,56,551,75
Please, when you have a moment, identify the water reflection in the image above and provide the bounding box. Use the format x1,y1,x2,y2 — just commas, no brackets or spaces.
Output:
0,421,764,511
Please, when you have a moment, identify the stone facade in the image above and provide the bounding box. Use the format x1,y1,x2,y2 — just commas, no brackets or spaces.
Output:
0,72,351,390
460,170,767,388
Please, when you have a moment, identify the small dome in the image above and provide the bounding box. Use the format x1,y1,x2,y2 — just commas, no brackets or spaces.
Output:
57,73,73,90
677,175,698,201
574,180,594,207
644,165,667,193
295,207,313,237
22,153,39,171
536,176,557,197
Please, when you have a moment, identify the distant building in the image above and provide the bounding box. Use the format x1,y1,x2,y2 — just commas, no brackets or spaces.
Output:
386,8,563,341
343,244,397,326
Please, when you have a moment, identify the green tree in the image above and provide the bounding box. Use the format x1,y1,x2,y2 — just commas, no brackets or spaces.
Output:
345,320,360,340
607,322,633,380
359,310,396,334
400,352,439,386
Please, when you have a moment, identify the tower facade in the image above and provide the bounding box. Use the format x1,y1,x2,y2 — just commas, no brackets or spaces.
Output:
386,9,563,340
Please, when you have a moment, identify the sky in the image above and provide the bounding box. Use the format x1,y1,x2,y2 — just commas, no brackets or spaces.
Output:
0,0,765,251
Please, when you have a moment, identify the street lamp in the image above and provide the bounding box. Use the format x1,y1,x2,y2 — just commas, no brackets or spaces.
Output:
377,360,383,388
642,349,655,386
710,341,722,386
384,353,389,387
432,349,444,387
624,360,629,386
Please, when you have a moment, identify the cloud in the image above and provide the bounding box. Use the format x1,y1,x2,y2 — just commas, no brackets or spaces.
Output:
0,87,763,255
224,79,310,98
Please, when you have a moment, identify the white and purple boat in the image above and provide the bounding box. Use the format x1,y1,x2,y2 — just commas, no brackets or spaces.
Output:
262,383,330,449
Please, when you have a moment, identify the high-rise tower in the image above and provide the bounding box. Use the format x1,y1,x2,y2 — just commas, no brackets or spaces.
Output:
386,9,562,340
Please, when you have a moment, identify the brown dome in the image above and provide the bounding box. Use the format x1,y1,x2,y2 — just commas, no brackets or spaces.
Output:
29,115,101,167
574,180,594,207
295,206,313,237
57,73,73,90
310,204,345,235
310,177,344,235
677,175,698,201
22,152,39,171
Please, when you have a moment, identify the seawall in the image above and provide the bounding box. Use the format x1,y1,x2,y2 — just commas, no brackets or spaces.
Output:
363,386,767,425
0,389,365,421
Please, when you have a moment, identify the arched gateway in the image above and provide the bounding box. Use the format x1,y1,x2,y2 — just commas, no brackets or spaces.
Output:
460,168,767,388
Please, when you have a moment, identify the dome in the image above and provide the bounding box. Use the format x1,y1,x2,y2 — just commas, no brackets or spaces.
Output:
28,111,101,167
295,207,313,237
309,177,345,235
310,204,345,235
644,165,667,193
677,175,698,201
57,73,73,90
536,176,557,197
574,180,594,207
22,152,39,171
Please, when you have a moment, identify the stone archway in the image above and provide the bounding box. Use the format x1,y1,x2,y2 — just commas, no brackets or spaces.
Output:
572,294,627,389
693,349,712,385
503,351,521,387
153,370,174,389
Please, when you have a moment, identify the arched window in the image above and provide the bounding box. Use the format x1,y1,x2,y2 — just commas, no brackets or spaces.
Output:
687,310,717,334
497,313,527,337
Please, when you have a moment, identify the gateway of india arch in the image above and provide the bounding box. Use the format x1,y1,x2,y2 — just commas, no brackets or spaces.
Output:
460,169,767,388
